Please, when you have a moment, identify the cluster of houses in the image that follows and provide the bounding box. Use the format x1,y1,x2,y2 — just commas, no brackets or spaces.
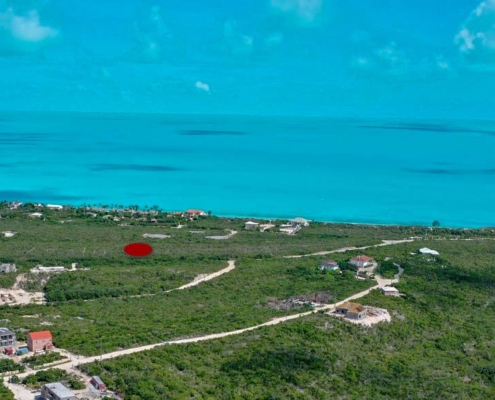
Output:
4,202,66,218
1,329,52,356
40,376,106,400
318,254,374,273
7,202,65,211
1,327,108,399
244,217,310,235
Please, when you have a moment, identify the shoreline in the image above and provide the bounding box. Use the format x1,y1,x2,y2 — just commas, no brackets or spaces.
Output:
1,200,487,230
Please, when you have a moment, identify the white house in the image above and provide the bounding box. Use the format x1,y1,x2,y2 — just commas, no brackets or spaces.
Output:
349,255,373,269
381,286,400,296
244,221,259,230
0,263,16,273
419,248,439,256
46,204,64,210
318,260,340,271
28,212,43,218
8,202,22,210
289,217,310,227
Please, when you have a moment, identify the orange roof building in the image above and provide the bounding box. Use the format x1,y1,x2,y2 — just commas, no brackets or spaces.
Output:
27,330,53,352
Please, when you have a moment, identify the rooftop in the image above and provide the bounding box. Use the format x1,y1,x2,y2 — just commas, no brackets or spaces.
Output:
92,376,105,385
382,286,399,292
43,382,76,398
320,259,338,266
350,255,373,261
28,330,52,340
290,217,309,223
338,302,366,313
419,247,439,255
0,327,14,335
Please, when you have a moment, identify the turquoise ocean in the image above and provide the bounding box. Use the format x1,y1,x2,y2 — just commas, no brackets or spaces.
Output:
1,111,494,228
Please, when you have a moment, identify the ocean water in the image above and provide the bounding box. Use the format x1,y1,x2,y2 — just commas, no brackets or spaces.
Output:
1,111,494,228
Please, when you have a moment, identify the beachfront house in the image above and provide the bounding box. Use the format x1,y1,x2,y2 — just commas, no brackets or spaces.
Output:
244,221,259,230
318,260,340,272
0,328,16,348
29,212,43,218
381,286,400,297
8,202,22,210
185,209,207,218
27,330,53,352
419,248,439,256
349,255,373,269
41,382,78,400
0,263,16,273
289,217,310,227
46,204,64,210
336,302,367,320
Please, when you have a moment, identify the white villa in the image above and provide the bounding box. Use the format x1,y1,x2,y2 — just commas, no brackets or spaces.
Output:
289,217,310,227
244,221,259,230
381,286,400,297
419,248,439,256
46,204,64,210
318,260,340,272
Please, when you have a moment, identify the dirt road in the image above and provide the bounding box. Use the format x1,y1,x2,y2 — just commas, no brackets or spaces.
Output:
4,239,405,399
283,238,415,259
4,279,382,396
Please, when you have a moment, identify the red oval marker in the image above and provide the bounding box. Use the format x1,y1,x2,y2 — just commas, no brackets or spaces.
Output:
124,243,153,257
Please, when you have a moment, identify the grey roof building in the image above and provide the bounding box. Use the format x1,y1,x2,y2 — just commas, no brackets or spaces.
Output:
0,327,16,347
41,382,78,400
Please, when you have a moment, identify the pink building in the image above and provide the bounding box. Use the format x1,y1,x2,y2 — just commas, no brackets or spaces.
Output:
27,330,53,352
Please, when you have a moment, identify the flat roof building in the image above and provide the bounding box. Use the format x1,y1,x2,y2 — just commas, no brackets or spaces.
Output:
419,247,439,256
41,382,77,400
0,263,16,273
381,286,400,296
90,375,106,390
0,327,16,348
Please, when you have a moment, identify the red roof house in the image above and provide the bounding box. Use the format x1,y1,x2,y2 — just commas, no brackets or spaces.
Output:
90,376,106,391
27,330,53,352
349,255,374,269
185,209,206,217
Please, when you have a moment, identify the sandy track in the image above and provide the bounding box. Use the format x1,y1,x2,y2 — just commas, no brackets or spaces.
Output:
173,260,235,290
122,260,236,300
4,279,381,395
4,240,407,398
283,239,415,259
